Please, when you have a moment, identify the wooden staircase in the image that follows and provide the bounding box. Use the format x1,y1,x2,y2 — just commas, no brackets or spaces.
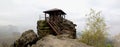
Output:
46,18,62,35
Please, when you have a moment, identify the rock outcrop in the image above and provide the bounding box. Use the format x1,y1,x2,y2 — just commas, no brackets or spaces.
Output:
31,35,93,47
37,19,76,39
10,8,95,47
12,30,38,47
11,29,94,47
37,20,54,39
11,20,92,47
61,19,76,38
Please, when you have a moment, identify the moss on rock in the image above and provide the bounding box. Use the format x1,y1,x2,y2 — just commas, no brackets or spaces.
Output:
37,20,54,39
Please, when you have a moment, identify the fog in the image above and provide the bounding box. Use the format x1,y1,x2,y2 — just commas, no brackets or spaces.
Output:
0,0,120,39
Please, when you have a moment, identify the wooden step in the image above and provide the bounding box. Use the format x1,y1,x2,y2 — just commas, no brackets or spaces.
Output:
46,20,60,34
46,18,64,35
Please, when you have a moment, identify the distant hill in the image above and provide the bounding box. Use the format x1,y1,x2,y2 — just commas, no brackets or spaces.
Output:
0,25,21,47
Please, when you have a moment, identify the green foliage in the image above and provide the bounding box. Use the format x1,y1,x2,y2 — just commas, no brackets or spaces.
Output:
80,9,107,47
106,44,112,47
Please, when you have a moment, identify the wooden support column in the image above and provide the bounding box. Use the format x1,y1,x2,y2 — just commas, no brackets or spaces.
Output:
45,13,47,21
63,15,65,19
61,15,64,22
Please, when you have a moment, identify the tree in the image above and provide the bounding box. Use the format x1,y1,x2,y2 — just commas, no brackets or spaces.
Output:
80,9,107,47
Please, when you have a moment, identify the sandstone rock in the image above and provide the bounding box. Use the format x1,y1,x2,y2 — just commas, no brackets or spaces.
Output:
37,19,76,39
37,20,54,39
62,19,76,38
12,30,38,47
31,35,93,47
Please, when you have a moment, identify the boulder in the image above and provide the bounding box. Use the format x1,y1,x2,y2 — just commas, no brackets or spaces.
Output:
62,19,76,38
12,30,38,47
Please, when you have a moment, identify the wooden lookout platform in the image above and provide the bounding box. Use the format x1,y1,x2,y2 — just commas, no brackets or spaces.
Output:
43,8,66,35
43,8,76,38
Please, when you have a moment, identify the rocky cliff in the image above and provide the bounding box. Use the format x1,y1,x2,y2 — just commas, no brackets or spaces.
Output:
37,19,76,39
12,30,93,47
11,20,93,47
31,35,93,47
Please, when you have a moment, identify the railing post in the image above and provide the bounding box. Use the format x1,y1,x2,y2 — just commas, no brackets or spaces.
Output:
45,13,47,21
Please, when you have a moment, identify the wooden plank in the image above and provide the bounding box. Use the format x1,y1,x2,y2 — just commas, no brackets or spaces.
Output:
46,18,60,35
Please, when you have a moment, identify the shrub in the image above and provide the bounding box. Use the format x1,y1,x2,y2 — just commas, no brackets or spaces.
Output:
80,9,107,47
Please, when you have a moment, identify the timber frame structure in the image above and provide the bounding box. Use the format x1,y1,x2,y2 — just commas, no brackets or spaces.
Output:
43,8,66,35
43,8,76,38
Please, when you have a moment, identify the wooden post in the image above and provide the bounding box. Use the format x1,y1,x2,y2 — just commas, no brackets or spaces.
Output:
63,15,65,19
45,13,46,21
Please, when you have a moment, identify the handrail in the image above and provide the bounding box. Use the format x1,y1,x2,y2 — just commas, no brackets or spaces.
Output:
52,22,61,32
46,17,65,35
46,18,60,35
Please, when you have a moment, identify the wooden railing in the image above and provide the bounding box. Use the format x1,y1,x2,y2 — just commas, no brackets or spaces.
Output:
46,17,62,35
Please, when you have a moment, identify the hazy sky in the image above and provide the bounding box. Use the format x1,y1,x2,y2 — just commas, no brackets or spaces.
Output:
0,0,120,36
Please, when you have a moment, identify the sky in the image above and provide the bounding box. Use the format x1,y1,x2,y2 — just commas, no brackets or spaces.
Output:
0,0,120,36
